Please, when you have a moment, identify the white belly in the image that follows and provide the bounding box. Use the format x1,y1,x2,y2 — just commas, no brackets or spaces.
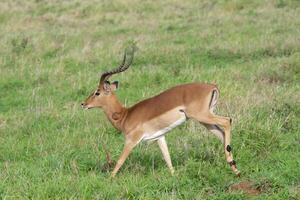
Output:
142,107,186,141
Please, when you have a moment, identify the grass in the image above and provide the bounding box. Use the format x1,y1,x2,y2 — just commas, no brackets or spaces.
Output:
0,0,300,199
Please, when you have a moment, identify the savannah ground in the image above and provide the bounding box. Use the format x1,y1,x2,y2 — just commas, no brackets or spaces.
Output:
0,0,299,199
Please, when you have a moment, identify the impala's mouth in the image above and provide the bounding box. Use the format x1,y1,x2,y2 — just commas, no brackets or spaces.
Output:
81,103,90,110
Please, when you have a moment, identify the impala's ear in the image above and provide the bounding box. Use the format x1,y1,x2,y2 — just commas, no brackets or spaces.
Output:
103,80,111,92
110,81,119,91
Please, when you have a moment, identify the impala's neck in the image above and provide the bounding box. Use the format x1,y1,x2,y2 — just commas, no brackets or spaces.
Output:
101,94,127,132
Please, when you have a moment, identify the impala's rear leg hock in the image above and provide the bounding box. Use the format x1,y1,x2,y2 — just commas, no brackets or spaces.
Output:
215,116,240,176
220,116,240,176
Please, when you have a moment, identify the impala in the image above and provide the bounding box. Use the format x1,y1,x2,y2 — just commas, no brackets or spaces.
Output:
81,48,240,177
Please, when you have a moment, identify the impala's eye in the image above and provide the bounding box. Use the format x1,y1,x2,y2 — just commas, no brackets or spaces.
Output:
95,92,100,96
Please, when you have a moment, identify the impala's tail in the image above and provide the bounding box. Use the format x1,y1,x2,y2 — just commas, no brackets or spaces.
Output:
209,88,219,112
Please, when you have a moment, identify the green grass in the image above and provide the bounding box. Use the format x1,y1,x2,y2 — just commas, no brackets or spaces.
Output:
0,0,300,199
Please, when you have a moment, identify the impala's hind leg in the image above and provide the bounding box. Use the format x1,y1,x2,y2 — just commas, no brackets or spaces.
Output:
157,136,174,175
199,113,240,176
201,116,233,163
189,109,240,175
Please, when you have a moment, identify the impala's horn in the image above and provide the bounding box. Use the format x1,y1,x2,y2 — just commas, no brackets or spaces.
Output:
99,45,136,87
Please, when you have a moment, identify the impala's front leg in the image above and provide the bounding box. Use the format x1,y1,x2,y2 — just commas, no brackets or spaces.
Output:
111,141,135,177
111,133,141,177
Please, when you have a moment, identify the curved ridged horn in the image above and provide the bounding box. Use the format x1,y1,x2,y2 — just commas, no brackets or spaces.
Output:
99,46,135,87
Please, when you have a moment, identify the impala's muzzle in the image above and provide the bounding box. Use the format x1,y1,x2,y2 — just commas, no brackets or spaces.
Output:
81,103,89,110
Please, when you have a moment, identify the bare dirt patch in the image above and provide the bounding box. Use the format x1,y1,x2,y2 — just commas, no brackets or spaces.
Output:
229,181,261,196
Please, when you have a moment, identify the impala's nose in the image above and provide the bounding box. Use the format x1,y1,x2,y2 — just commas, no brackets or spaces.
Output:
81,103,86,108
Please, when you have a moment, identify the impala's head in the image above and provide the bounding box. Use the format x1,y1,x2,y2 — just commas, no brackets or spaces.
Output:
81,47,135,110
